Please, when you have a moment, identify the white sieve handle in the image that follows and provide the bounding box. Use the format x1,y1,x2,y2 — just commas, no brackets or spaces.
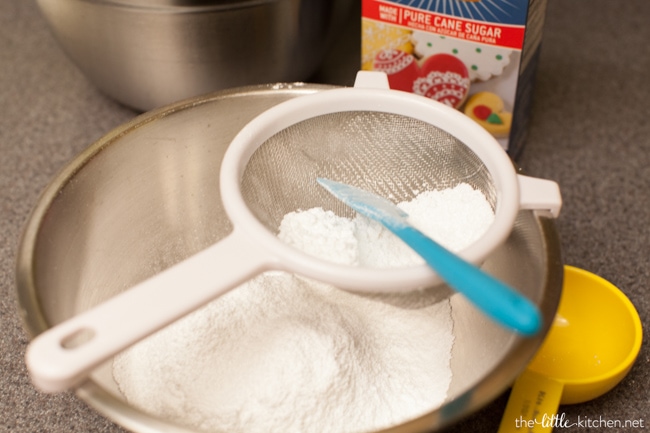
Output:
353,70,390,89
517,174,562,218
25,228,274,393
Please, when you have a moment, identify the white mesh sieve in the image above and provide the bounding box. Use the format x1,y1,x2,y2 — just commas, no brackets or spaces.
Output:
240,110,497,233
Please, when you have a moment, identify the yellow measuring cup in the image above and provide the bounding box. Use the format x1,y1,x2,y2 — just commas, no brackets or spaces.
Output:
498,265,642,432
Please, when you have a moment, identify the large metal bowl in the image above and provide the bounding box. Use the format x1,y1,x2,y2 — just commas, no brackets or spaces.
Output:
16,84,563,433
36,0,352,111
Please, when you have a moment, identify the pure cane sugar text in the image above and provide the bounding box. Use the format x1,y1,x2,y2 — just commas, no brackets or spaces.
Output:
113,184,494,433
387,9,503,43
362,0,548,158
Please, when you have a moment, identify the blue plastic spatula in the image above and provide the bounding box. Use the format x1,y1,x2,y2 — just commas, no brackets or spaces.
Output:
317,178,542,336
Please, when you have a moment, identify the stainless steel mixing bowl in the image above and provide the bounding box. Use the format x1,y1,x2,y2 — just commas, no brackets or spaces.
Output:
36,0,352,111
16,83,563,433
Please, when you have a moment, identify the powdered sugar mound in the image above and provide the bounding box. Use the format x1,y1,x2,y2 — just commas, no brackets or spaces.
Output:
353,215,418,267
399,183,495,256
113,273,453,433
278,184,494,269
278,207,358,265
111,183,494,433
321,183,494,269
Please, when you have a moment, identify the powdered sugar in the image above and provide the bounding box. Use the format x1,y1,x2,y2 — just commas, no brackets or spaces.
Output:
113,274,454,433
279,182,495,268
112,183,494,433
278,207,359,265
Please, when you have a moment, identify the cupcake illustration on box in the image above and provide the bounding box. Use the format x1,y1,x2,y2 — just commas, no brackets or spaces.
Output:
361,0,548,157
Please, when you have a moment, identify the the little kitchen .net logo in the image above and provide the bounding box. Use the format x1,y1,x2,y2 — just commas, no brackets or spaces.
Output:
513,413,645,430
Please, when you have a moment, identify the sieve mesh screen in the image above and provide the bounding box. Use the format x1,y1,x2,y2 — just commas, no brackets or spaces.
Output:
240,111,496,233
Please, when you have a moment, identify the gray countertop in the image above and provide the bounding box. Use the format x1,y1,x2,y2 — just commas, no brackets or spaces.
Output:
1,1,648,432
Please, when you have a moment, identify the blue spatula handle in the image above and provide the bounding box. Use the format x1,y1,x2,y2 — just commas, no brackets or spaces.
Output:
392,225,542,335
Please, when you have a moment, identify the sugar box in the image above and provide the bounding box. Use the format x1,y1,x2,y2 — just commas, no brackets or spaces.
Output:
361,0,548,158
